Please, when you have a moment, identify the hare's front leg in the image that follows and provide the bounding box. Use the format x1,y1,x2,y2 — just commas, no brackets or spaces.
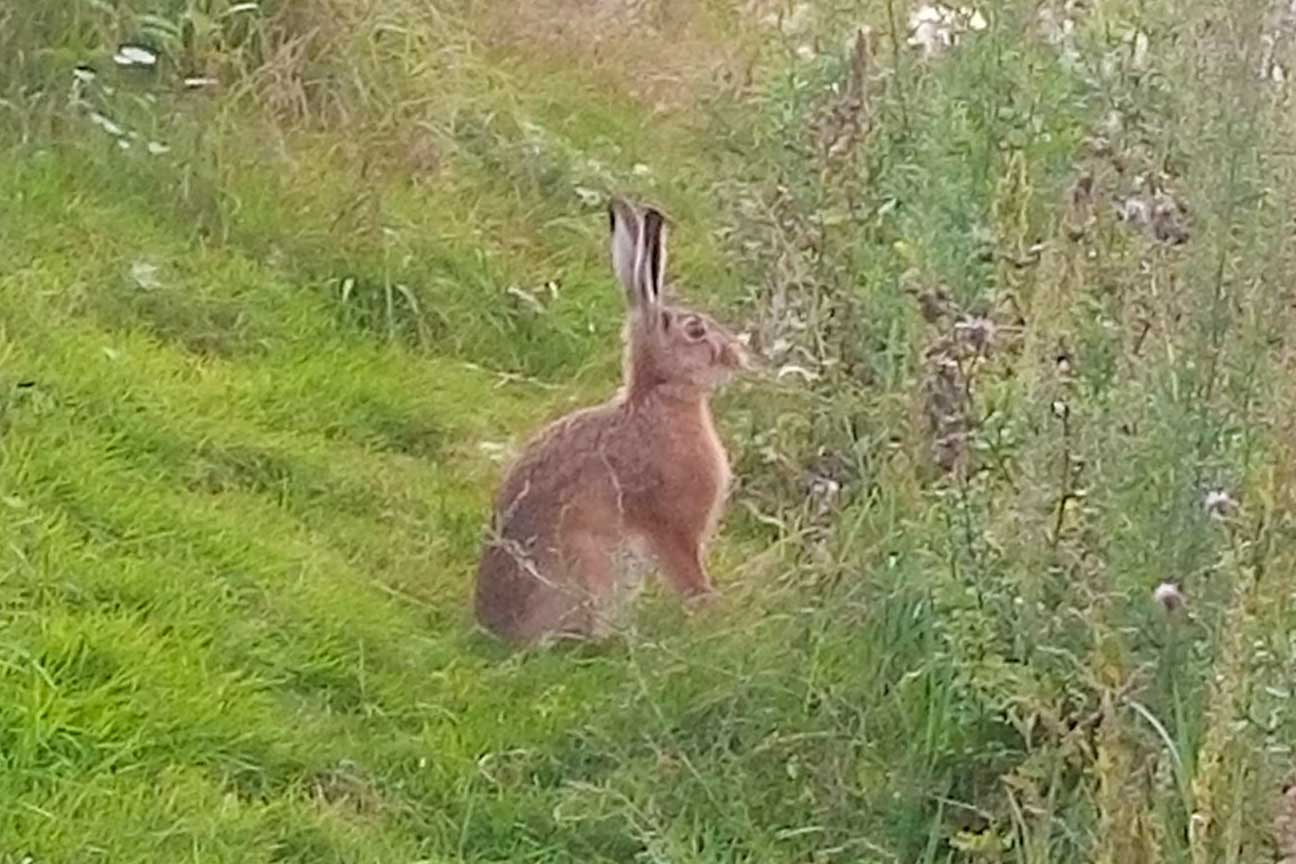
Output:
646,528,714,600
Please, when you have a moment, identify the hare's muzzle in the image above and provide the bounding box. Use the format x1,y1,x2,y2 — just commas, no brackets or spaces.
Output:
720,340,751,372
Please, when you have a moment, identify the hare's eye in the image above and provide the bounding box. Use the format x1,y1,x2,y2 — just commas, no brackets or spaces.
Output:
684,317,707,340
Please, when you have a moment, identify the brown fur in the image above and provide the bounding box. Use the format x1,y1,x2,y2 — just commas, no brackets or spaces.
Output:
474,197,747,646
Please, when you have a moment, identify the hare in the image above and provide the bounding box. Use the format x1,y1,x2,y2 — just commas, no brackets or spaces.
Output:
474,196,749,646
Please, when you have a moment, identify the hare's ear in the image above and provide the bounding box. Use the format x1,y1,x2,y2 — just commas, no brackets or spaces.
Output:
608,196,643,304
639,206,667,310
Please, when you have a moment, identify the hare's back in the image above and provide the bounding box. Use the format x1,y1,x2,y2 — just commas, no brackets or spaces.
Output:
492,403,631,532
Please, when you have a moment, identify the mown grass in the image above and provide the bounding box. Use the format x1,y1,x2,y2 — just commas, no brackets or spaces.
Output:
2,0,1295,861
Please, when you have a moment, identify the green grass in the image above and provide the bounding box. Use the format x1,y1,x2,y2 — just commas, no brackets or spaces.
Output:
2,0,1295,861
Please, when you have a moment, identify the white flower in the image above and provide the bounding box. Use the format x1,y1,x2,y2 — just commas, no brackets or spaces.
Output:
1154,582,1185,612
572,186,602,207
1204,489,1234,518
113,45,157,67
131,261,161,290
907,4,987,56
966,8,988,31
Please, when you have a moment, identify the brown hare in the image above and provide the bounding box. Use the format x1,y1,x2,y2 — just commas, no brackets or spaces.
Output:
474,196,748,646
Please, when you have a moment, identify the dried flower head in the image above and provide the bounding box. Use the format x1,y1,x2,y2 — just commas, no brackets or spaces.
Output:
954,316,997,353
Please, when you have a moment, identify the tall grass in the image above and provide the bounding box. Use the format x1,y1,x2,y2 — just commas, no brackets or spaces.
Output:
1,0,1294,861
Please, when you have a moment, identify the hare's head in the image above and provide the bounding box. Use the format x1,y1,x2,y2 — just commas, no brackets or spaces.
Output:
608,197,748,398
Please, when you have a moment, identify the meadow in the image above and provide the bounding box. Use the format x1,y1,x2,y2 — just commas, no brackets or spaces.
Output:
1,0,1295,861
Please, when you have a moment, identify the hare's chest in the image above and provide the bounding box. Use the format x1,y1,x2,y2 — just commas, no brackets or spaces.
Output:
669,407,730,507
623,400,731,519
698,414,731,497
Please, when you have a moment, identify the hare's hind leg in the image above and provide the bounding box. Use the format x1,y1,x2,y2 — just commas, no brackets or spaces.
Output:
569,532,618,638
517,533,615,641
645,528,714,600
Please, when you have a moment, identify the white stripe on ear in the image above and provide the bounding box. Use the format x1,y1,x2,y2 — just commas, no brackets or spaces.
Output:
608,197,643,305
640,206,667,308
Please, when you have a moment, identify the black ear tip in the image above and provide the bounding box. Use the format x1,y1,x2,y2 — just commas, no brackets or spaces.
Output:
609,196,637,234
641,201,669,224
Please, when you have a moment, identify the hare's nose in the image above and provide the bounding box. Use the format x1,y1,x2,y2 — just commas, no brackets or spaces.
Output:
719,342,745,370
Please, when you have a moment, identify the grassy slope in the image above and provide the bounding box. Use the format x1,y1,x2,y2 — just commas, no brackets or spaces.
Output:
2,0,1296,862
